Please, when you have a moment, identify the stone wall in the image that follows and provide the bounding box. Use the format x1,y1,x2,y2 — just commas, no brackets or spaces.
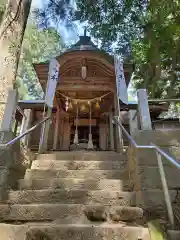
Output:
0,131,35,201
127,130,180,223
154,122,180,131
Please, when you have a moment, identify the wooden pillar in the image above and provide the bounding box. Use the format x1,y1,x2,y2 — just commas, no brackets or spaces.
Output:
62,117,70,150
109,111,115,151
129,110,139,137
137,89,152,130
113,92,123,153
20,115,26,135
53,107,60,150
39,107,52,153
20,109,33,146
99,123,108,150
59,118,64,150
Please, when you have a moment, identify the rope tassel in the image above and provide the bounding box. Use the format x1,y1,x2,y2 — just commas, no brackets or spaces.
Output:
74,129,79,145
73,103,79,145
87,102,94,150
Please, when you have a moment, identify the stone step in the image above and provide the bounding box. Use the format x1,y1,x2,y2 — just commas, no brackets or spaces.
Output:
139,190,177,210
31,160,126,170
19,178,132,191
0,223,150,240
0,204,142,222
24,169,127,180
139,166,180,189
36,151,127,161
7,190,135,205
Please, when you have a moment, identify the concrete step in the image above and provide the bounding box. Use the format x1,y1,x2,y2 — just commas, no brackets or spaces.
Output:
31,160,126,170
7,190,135,205
24,169,127,180
139,166,180,189
0,223,150,240
168,230,180,240
0,204,142,222
19,178,132,191
36,151,127,161
137,148,180,166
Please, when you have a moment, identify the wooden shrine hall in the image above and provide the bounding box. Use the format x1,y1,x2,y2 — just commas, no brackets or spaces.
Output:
16,34,134,152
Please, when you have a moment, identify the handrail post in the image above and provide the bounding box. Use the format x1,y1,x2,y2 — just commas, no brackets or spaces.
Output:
20,109,32,146
113,91,123,153
137,89,152,130
155,150,175,228
1,89,18,133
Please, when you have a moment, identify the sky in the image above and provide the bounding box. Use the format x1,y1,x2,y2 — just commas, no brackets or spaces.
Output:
31,0,43,8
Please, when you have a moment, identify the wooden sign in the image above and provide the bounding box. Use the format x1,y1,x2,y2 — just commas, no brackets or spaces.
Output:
45,58,60,108
74,119,96,126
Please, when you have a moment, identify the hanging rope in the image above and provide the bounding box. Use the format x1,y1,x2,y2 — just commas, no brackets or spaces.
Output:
57,91,112,103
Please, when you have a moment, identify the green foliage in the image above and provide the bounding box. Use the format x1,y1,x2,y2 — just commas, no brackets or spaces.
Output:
148,220,165,240
0,1,66,100
17,22,65,100
0,0,6,23
132,0,180,98
75,0,180,99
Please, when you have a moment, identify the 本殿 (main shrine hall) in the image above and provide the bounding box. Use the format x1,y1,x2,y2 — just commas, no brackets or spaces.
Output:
15,34,179,152
18,34,134,152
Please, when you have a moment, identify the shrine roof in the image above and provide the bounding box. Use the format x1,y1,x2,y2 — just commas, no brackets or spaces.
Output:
34,36,116,65
62,36,114,63
33,35,135,86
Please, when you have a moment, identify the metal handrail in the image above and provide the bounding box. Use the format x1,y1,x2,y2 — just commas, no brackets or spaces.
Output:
0,117,50,155
151,143,180,169
114,116,180,228
148,98,180,103
114,117,180,168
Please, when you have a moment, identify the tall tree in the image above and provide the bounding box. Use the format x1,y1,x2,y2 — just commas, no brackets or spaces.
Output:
75,0,180,99
0,0,32,121
0,0,73,123
132,0,180,99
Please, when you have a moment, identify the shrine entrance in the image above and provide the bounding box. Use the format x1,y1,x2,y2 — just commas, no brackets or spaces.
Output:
58,90,113,151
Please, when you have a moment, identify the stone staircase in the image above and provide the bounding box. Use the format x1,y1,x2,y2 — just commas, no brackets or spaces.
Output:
0,151,158,239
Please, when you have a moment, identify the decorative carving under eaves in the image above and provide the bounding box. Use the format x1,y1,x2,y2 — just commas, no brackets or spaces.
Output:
61,65,112,78
62,68,81,77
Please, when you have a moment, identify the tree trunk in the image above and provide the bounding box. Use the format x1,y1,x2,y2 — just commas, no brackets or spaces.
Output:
0,0,32,123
